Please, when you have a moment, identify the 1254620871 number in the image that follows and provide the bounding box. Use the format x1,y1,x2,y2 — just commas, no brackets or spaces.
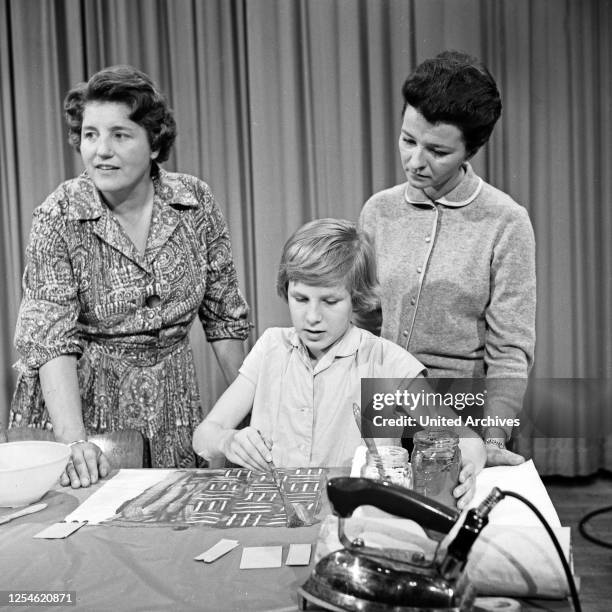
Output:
0,591,76,606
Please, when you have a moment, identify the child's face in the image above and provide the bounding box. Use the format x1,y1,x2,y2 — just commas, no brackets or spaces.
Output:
287,281,353,362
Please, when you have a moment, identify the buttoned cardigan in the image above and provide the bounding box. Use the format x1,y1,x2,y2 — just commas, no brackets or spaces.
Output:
359,163,536,435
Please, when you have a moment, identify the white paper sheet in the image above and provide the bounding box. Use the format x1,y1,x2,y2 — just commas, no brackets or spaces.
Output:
239,546,283,569
64,469,173,524
469,460,561,527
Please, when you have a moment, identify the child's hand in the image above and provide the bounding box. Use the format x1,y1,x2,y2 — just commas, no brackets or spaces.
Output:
222,426,272,472
453,459,476,511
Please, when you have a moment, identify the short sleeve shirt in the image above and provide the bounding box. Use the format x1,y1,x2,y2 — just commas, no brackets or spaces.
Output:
239,325,424,468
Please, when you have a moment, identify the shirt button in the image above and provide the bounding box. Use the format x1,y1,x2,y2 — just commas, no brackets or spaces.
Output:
417,267,422,274
403,330,409,337
425,236,431,243
410,298,416,305
146,294,161,308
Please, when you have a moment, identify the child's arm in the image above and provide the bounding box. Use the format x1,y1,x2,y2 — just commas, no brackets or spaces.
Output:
192,374,271,472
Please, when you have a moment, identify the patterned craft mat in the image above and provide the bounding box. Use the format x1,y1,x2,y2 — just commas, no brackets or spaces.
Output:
105,467,327,527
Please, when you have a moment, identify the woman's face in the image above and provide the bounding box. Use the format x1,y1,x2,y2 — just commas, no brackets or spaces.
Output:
399,104,470,200
80,101,158,206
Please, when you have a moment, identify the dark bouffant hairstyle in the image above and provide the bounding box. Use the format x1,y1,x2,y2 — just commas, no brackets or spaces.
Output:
277,218,380,316
402,50,502,155
64,65,176,163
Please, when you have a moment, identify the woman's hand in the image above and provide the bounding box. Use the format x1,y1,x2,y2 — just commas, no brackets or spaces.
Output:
453,431,486,509
221,426,271,472
485,438,525,467
60,441,111,488
453,459,476,510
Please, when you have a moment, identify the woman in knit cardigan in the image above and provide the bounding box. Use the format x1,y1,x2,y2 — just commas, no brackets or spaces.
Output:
359,51,535,466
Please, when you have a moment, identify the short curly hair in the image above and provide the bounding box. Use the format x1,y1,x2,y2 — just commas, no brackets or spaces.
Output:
277,218,381,316
402,50,502,156
64,65,176,163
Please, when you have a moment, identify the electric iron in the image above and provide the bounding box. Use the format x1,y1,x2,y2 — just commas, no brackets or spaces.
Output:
297,477,502,612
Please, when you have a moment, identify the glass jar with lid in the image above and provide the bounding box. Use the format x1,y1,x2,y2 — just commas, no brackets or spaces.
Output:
361,445,412,489
411,428,461,508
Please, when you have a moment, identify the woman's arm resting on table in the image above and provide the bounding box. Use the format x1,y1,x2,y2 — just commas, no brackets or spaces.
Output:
192,373,270,471
39,355,110,488
210,338,246,385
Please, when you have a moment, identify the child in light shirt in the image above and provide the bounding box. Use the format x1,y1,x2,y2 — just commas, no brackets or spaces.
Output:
193,218,485,509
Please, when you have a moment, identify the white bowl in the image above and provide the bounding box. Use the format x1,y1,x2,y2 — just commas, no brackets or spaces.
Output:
0,440,71,507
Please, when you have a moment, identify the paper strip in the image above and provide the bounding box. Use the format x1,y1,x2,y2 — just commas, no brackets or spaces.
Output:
194,539,239,562
34,522,87,539
285,543,311,566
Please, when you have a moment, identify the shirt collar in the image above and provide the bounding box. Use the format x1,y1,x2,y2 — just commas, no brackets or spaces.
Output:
403,161,483,208
66,164,200,221
288,324,362,360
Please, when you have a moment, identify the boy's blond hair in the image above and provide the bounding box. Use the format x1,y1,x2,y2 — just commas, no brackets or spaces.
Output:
277,218,380,315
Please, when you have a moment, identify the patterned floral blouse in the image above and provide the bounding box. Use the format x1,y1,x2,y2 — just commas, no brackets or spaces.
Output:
11,166,250,467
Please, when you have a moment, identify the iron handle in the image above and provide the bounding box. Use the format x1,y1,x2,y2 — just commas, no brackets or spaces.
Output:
327,477,458,533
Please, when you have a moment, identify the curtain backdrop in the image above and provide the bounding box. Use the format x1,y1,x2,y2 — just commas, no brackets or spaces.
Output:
1,0,610,475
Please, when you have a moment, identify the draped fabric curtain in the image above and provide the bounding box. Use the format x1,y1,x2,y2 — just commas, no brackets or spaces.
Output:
1,0,610,475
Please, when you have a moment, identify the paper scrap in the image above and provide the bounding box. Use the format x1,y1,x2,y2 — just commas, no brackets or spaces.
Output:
285,543,311,566
240,546,283,569
194,539,239,563
34,522,87,539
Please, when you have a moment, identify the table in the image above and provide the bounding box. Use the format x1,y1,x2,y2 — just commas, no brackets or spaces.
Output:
1,471,321,612
0,470,573,612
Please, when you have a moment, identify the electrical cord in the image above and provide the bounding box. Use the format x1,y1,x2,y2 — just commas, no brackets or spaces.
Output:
578,505,612,548
499,489,581,612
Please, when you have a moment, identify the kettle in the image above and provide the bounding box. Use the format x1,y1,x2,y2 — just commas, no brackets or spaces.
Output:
297,477,502,611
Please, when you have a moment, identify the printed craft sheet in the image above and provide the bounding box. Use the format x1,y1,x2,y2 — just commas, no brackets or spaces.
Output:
65,468,326,527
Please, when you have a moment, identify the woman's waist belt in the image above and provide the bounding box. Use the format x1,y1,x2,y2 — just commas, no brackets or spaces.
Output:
82,335,189,366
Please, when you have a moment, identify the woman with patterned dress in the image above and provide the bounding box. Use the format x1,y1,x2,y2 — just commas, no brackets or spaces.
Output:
9,66,250,487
